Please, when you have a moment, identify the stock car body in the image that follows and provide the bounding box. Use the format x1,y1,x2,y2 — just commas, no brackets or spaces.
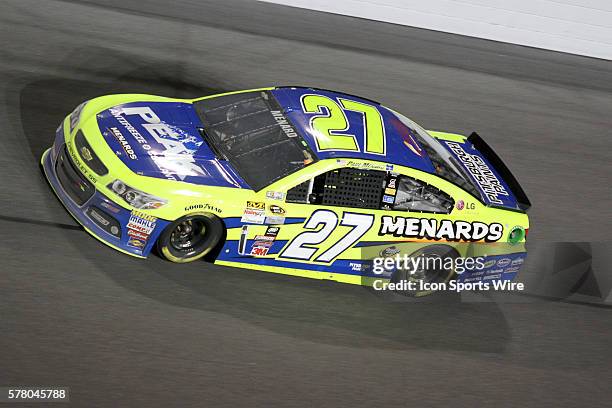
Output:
41,86,530,289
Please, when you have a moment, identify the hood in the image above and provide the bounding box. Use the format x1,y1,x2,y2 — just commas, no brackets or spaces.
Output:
440,134,529,211
96,101,248,188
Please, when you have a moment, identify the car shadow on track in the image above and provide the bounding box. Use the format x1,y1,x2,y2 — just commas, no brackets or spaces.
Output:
14,47,229,161
14,46,512,354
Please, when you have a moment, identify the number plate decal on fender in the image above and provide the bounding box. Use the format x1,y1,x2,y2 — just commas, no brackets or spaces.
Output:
279,210,374,263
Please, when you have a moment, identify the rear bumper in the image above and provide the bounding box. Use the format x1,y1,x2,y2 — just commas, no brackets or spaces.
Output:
41,138,169,258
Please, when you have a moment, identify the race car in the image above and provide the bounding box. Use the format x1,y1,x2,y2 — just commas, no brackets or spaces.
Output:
41,86,530,292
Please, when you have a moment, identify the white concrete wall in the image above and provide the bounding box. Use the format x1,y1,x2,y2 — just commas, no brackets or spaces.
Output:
261,0,612,60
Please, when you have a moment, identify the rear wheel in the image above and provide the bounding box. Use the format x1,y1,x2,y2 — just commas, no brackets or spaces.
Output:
157,213,223,263
392,245,458,297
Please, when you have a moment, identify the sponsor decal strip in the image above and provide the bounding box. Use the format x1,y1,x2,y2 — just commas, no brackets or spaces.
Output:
126,210,157,250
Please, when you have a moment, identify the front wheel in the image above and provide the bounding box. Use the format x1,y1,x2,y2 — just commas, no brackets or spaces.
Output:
157,213,224,263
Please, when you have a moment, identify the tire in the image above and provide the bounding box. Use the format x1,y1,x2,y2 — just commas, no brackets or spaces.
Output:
391,245,458,297
157,213,224,263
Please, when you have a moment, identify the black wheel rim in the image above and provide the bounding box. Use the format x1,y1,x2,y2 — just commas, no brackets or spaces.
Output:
169,219,207,254
393,252,452,286
416,254,448,284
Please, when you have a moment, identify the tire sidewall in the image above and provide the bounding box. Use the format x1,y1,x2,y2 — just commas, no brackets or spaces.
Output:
157,213,224,263
392,244,459,297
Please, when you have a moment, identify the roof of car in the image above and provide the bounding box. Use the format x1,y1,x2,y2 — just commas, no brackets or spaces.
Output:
271,87,436,174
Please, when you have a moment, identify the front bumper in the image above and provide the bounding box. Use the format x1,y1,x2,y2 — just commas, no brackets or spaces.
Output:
41,130,170,258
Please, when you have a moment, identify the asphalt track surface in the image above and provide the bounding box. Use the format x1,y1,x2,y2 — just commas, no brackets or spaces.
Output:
1,1,612,407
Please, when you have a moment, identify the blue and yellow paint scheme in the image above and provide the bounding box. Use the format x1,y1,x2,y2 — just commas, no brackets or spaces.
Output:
41,86,529,286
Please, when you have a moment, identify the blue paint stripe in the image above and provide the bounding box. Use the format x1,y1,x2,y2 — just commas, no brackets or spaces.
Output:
222,217,305,229
218,240,371,275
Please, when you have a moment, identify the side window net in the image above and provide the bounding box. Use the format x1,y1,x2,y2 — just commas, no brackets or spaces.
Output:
286,168,385,209
319,168,385,209
285,180,310,204
285,168,453,214
391,176,454,214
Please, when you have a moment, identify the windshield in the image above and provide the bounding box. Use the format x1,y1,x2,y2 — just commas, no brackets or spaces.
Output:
194,91,315,191
390,111,481,199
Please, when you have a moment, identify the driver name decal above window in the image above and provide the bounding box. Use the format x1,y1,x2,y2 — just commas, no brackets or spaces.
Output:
270,110,299,138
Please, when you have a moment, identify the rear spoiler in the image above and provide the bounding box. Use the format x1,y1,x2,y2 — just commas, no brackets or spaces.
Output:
468,132,531,211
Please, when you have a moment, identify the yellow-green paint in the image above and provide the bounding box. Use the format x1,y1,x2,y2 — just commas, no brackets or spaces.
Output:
48,89,529,285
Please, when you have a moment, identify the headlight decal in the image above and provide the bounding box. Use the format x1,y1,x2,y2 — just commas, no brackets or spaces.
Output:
107,180,167,210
